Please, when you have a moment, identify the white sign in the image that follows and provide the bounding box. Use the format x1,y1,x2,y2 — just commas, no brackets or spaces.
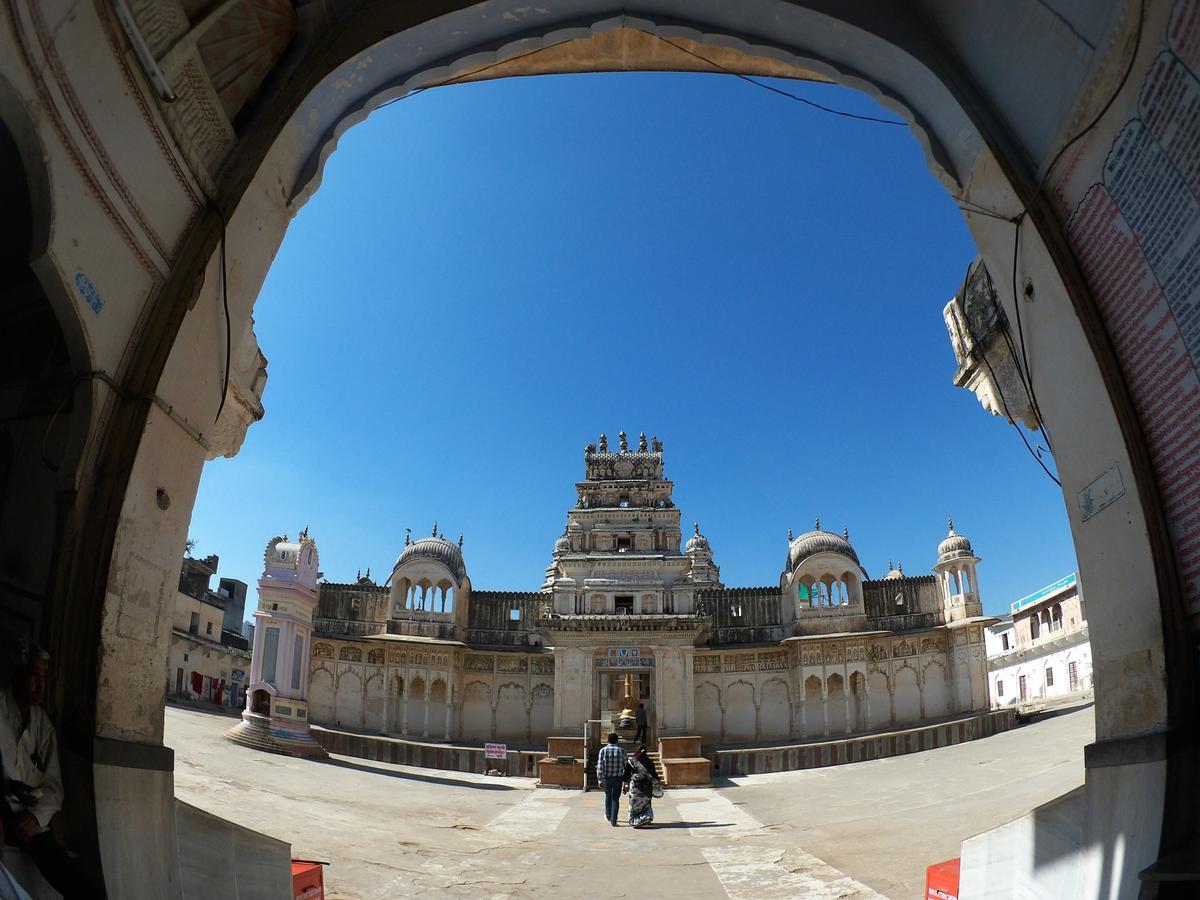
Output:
484,742,507,759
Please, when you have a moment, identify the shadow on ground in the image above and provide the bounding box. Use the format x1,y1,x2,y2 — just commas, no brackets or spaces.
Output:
325,756,522,791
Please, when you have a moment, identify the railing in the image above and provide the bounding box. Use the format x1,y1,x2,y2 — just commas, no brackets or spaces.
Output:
867,612,942,632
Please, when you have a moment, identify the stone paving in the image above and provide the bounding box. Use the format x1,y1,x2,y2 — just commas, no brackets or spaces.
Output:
165,704,1094,898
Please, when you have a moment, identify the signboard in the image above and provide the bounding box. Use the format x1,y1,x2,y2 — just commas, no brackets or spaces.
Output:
1010,573,1077,615
484,743,507,760
232,669,246,681
594,647,654,668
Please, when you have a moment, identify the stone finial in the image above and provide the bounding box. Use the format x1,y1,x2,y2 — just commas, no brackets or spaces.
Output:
356,568,361,580
693,522,700,535
432,521,439,537
843,527,850,541
300,525,309,540
814,516,821,531
947,516,955,533
639,432,648,452
652,435,663,452
788,528,794,542
619,430,628,452
365,567,371,580
888,559,894,571
599,433,608,452
405,527,411,546
458,534,464,548
898,561,904,574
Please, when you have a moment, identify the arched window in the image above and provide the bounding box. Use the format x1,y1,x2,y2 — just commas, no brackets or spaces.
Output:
947,572,959,595
797,582,810,604
1031,616,1041,639
445,586,454,613
961,570,971,593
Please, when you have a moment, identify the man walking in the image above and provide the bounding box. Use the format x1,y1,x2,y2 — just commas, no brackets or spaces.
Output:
595,733,627,827
634,703,648,744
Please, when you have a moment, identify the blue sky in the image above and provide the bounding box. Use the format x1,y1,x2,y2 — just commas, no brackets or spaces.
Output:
189,71,1075,616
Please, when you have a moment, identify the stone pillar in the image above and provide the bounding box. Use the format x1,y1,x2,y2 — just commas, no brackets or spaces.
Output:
821,685,829,738
864,677,873,730
384,672,394,734
444,687,453,741
888,681,896,727
755,699,762,741
798,691,807,739
682,646,696,732
401,677,409,736
422,680,431,739
918,668,926,720
843,667,852,735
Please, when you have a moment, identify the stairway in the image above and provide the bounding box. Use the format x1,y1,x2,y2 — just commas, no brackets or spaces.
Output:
584,742,663,788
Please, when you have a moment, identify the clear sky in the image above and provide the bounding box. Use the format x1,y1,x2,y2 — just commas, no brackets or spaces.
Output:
189,71,1076,617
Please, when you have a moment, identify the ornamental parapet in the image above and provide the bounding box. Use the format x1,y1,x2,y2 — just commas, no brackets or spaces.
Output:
539,613,705,633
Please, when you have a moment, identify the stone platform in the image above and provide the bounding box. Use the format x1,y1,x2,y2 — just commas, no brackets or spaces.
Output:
658,735,712,786
712,708,1015,776
224,710,328,759
538,737,587,788
311,726,544,776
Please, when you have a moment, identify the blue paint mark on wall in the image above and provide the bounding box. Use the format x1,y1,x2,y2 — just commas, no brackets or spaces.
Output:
1011,573,1077,614
75,272,103,314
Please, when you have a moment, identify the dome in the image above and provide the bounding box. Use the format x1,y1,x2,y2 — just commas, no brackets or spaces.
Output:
685,522,711,554
394,527,466,582
553,528,572,556
883,560,904,580
937,518,975,563
786,519,861,572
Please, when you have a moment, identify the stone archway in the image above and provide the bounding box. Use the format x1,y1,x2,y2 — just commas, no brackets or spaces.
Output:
1,2,1195,896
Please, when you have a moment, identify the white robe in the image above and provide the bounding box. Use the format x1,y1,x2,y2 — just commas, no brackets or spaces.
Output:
0,689,62,832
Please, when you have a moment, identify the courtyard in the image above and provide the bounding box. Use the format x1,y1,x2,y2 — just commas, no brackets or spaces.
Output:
166,703,1094,898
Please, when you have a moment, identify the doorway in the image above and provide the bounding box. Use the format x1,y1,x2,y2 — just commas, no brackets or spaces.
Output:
596,669,653,744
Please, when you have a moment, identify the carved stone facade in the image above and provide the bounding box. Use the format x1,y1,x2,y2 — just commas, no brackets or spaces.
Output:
300,437,995,747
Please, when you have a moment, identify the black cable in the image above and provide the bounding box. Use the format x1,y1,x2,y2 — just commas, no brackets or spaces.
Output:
1037,0,1145,194
1006,215,1056,457
957,264,1061,487
375,44,562,111
654,36,907,127
213,207,231,424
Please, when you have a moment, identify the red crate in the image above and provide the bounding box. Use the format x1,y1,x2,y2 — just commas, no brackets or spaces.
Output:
292,859,327,900
925,857,960,900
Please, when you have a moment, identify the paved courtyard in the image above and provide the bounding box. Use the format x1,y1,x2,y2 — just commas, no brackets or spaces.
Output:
166,705,1094,898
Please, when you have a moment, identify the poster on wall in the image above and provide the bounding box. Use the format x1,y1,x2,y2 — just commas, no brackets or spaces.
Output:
1064,0,1200,613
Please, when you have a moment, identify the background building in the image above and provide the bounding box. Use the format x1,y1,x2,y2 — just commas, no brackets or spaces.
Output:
168,554,251,709
984,573,1092,709
303,436,997,748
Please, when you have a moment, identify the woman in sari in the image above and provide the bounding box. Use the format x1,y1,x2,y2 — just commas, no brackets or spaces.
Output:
623,744,661,828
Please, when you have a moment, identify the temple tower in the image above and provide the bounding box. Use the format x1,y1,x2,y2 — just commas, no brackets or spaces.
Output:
933,518,983,622
225,530,327,757
540,432,721,740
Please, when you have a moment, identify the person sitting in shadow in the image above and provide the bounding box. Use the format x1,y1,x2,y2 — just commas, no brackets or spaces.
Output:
1,639,97,898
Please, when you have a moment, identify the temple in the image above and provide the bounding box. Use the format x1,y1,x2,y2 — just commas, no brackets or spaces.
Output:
282,434,995,751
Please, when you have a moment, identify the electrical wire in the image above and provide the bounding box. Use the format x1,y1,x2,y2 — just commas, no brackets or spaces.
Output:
213,207,231,424
1006,214,1056,457
653,36,907,126
1037,0,1145,194
957,263,1061,487
374,44,564,111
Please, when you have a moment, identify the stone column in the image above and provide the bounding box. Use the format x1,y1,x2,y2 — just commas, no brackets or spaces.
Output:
864,679,873,730
384,671,394,734
888,679,896,727
682,646,696,733
401,674,409,736
444,685,453,741
422,679,431,739
843,666,852,735
918,668,926,720
821,683,829,738
798,689,807,739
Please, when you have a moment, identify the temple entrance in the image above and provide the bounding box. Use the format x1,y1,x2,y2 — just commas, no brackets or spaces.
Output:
596,667,653,746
